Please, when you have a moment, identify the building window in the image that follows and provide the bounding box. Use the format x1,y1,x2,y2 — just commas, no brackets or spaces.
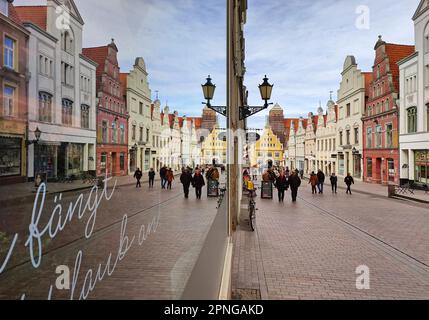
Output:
387,159,395,182
407,107,417,133
146,128,150,143
386,124,393,148
427,105,429,132
120,124,125,144
415,150,429,185
367,158,373,178
354,127,359,145
366,127,372,148
112,122,117,143
81,105,90,129
346,130,350,145
339,131,343,146
4,36,15,69
62,99,73,126
376,125,382,148
0,0,9,16
102,121,108,143
139,102,143,115
3,85,15,117
38,92,52,122
346,103,351,117
132,125,136,141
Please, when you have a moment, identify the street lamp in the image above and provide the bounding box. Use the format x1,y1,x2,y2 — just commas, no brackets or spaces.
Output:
202,75,274,120
259,75,274,108
27,127,42,146
202,75,216,107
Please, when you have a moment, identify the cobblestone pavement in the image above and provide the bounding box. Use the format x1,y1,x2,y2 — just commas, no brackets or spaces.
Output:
232,183,429,300
0,178,218,300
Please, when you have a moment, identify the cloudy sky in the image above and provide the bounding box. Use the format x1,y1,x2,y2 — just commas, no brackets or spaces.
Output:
15,0,420,128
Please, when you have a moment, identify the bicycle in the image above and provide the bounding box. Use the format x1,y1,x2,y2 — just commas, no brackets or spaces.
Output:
246,187,258,232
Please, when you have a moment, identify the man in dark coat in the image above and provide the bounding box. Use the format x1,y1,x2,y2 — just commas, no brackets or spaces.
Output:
160,166,167,189
180,169,193,199
275,171,289,202
289,170,302,202
330,173,338,194
134,168,143,188
317,170,326,194
344,173,355,195
148,168,156,188
192,170,205,200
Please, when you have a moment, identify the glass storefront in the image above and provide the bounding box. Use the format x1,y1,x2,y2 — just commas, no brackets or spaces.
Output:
387,158,395,182
338,154,345,175
353,154,362,178
0,137,22,177
35,143,84,179
415,150,429,185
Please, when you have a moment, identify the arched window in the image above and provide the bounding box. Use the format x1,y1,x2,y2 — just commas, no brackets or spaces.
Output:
407,107,417,133
38,92,53,123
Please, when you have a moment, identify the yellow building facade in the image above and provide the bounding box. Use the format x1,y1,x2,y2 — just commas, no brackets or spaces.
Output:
250,126,284,168
201,127,227,165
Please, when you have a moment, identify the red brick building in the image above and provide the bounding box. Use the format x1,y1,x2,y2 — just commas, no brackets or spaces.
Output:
363,36,414,185
0,0,29,185
83,40,129,176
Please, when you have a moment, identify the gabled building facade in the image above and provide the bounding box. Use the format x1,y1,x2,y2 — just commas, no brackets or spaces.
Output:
304,111,317,174
399,0,429,187
17,0,97,181
83,39,128,177
336,56,370,181
363,37,414,185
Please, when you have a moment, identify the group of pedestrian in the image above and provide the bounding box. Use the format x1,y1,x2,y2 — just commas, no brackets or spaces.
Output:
180,167,206,199
309,170,326,194
160,166,175,190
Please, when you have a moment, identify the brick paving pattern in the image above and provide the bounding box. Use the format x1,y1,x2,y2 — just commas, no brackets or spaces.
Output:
232,183,429,300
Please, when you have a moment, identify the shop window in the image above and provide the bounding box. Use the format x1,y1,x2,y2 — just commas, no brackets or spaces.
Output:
415,151,429,185
3,85,15,117
100,152,107,171
387,159,395,182
0,137,21,177
367,158,373,178
4,36,15,70
407,107,417,133
39,92,52,122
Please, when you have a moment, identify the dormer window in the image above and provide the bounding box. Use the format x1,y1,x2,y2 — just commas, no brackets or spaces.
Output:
0,0,8,16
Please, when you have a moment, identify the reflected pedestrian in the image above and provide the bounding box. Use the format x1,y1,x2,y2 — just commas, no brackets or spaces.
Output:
275,171,288,202
289,170,302,202
167,168,174,190
330,173,338,194
344,173,354,195
317,170,325,194
134,168,142,188
180,169,192,199
192,169,205,200
309,171,318,195
148,168,155,188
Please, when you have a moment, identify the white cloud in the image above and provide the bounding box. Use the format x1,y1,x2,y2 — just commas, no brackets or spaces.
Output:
14,0,421,127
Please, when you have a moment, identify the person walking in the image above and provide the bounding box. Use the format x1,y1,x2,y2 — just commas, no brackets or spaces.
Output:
344,173,355,195
133,168,143,188
289,170,302,202
330,173,338,194
180,169,192,199
148,168,155,188
275,171,289,202
309,171,318,195
160,166,167,189
166,168,174,190
317,170,325,194
192,170,205,200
